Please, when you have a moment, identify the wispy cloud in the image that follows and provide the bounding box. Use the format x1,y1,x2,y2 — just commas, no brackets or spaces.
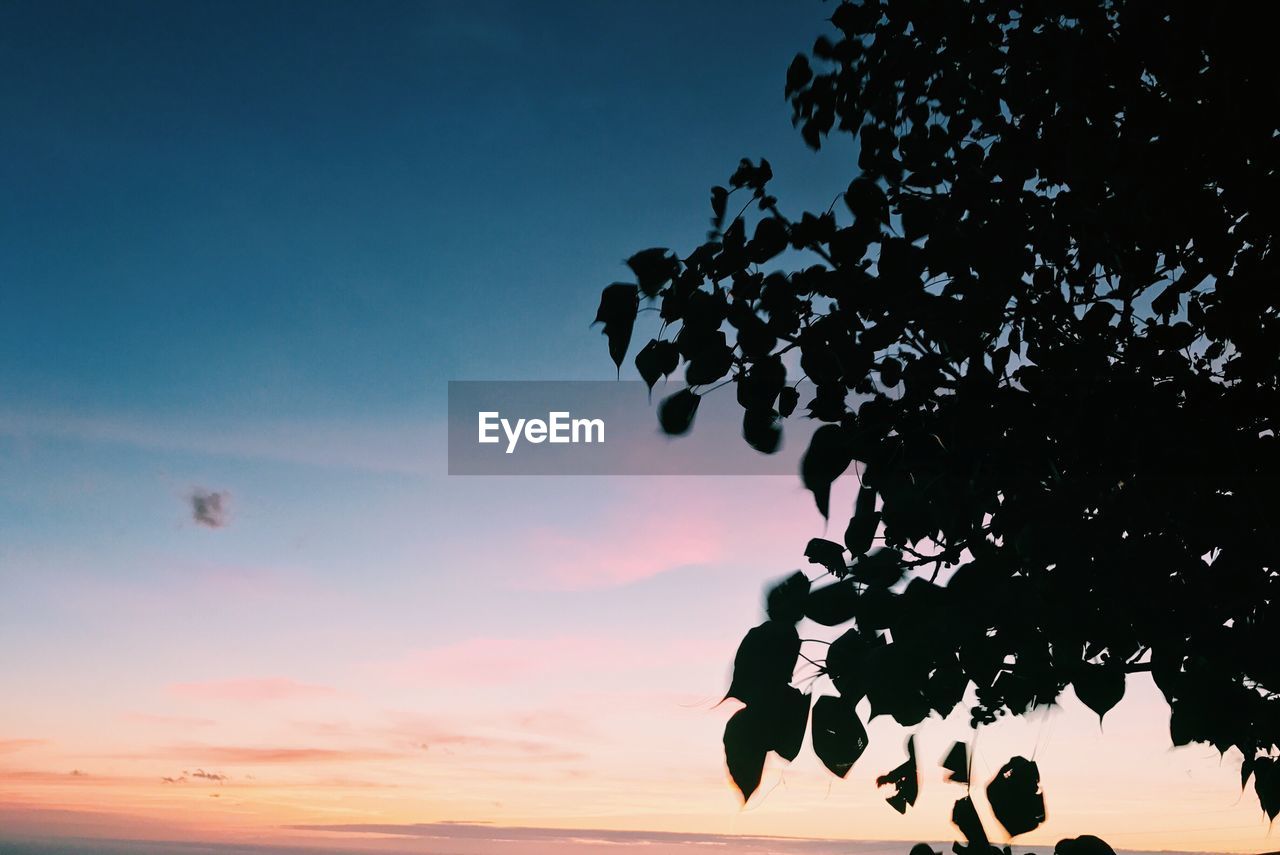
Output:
374,636,599,685
285,823,944,853
188,488,229,528
519,518,722,590
0,738,47,754
122,713,217,729
189,768,228,783
372,635,722,686
167,678,338,702
161,745,397,765
0,410,441,475
0,769,103,783
379,714,584,763
505,478,824,591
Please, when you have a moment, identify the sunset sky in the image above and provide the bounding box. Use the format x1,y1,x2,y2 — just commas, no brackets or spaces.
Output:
0,2,1276,853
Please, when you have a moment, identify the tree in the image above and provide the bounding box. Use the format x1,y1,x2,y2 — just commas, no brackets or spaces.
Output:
594,0,1280,846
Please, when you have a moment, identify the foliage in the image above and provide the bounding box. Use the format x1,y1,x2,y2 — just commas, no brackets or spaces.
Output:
594,0,1279,838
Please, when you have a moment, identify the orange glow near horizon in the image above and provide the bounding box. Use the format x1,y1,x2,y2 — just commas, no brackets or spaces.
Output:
4,469,1279,855
0,451,1273,854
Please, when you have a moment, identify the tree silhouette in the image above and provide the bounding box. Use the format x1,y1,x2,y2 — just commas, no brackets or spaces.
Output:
595,0,1278,848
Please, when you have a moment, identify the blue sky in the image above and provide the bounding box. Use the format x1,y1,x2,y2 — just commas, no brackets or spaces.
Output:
0,0,849,414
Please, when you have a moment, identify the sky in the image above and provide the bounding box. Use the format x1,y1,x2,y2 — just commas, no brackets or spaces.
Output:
0,2,1277,854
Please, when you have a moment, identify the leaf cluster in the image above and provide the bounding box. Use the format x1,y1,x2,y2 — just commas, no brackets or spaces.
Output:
596,0,1280,823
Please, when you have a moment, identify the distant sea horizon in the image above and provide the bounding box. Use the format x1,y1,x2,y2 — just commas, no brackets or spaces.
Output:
0,830,1242,855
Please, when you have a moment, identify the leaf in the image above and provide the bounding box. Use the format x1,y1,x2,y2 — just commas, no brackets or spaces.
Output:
830,0,875,35
1256,756,1280,821
734,315,777,360
1168,695,1206,747
1054,836,1118,855
951,796,990,849
803,538,847,576
876,736,918,814
864,643,930,727
725,621,800,705
657,388,699,435
824,627,880,701
843,487,879,556
1150,283,1181,318
765,571,810,624
723,687,812,800
850,548,904,588
784,53,812,95
685,334,734,386
634,339,679,391
878,357,902,387
761,684,811,762
852,585,897,631
844,176,889,224
729,157,772,192
810,694,868,777
1083,301,1117,331
710,186,729,227
723,706,767,800
626,248,678,298
1072,661,1126,722
1242,752,1257,791
804,580,859,627
751,217,788,264
986,756,1045,836
941,741,969,784
594,283,638,370
801,424,853,519
925,655,968,718
778,386,799,417
736,356,785,409
743,408,783,454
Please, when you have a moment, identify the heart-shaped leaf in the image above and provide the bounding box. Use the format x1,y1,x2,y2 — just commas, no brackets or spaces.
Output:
765,571,810,624
810,694,868,777
987,755,1045,836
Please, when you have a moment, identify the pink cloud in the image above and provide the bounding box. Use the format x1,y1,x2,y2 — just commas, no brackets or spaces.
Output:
507,479,820,592
167,678,339,702
396,729,582,762
0,738,47,754
373,634,724,686
376,636,608,685
122,713,217,728
162,745,397,764
0,769,114,784
521,517,723,590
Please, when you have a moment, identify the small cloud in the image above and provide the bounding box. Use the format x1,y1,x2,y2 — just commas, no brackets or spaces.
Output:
163,745,396,764
124,712,217,729
374,635,721,686
0,739,46,754
161,776,187,784
191,768,228,783
168,677,338,702
189,488,229,528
